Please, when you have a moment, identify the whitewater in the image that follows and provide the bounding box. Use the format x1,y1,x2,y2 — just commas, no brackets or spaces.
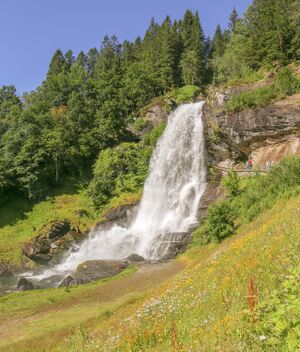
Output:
38,102,206,279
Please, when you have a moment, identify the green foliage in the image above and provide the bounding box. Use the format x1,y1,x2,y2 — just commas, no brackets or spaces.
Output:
226,85,278,113
255,264,300,351
275,66,300,96
233,157,300,222
226,67,300,113
221,170,240,197
205,156,300,243
180,11,206,86
169,85,201,104
0,10,208,203
213,0,300,82
89,124,165,208
205,201,235,242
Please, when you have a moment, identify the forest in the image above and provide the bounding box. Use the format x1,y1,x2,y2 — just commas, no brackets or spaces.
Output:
0,0,299,208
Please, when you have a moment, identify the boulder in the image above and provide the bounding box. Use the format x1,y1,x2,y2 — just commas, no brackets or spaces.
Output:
125,253,145,263
74,260,128,284
149,232,192,260
59,275,77,288
22,221,85,265
17,277,34,291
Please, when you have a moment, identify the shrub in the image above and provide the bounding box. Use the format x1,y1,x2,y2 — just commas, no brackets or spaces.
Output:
221,170,240,197
205,201,235,242
170,85,201,104
234,157,300,222
226,85,277,113
226,67,300,113
203,157,300,245
275,67,300,96
89,124,166,208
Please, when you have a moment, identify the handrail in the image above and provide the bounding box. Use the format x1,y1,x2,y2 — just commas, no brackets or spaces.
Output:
216,166,268,174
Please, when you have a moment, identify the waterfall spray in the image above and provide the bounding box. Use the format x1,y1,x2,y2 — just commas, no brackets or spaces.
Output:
38,102,206,278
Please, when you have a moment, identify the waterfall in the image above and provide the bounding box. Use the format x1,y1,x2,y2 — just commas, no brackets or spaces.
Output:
38,102,206,278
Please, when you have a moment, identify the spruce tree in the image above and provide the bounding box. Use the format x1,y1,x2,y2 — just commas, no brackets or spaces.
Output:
180,10,206,86
229,7,239,33
76,51,87,68
65,50,75,70
157,16,176,92
47,49,66,76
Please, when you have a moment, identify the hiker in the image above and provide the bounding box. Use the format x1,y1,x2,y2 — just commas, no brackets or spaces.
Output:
265,160,270,171
247,158,253,171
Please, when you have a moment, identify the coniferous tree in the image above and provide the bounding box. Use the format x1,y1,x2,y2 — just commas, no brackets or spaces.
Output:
86,48,99,76
65,50,75,70
47,49,66,76
157,16,176,92
229,7,239,34
180,10,206,85
76,51,87,68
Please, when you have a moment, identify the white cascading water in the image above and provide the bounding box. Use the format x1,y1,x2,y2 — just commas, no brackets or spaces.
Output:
38,102,206,278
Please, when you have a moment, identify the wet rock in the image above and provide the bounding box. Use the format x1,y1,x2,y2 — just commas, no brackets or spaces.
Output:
125,253,145,263
59,275,77,288
74,260,129,284
149,232,192,260
103,203,139,226
22,221,85,265
17,277,34,291
39,274,65,288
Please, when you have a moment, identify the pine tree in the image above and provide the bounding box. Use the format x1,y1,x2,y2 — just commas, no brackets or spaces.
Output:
229,7,239,33
47,49,66,76
157,16,176,92
180,10,206,86
65,50,75,70
86,48,99,75
76,51,87,67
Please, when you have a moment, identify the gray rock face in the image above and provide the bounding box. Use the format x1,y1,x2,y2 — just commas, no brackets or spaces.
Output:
149,232,193,260
17,277,34,291
22,221,85,265
60,260,129,287
59,275,76,288
203,95,300,176
145,105,169,126
125,253,145,263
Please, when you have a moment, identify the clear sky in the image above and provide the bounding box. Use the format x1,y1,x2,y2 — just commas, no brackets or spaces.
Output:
0,0,252,94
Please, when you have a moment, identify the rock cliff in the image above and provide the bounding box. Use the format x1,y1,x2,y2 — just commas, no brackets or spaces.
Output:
203,93,300,176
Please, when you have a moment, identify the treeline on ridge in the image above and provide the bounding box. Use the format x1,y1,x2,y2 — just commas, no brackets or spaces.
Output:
0,1,299,206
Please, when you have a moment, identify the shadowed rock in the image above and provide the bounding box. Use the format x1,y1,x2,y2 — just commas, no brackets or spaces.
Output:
17,277,34,291
125,253,145,263
60,260,129,287
22,221,85,265
149,232,192,260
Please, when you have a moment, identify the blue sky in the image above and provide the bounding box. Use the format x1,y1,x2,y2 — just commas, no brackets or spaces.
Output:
0,0,252,94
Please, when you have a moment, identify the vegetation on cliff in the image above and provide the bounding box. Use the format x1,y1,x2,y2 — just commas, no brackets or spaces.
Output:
0,0,300,349
203,157,300,243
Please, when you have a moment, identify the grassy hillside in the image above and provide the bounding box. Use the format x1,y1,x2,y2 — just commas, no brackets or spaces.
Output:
0,262,184,352
58,194,300,351
0,189,140,270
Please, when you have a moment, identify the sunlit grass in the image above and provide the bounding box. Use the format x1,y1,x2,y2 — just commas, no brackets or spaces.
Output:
61,195,300,351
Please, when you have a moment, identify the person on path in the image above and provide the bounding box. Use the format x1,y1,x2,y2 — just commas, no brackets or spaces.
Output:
247,158,253,171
